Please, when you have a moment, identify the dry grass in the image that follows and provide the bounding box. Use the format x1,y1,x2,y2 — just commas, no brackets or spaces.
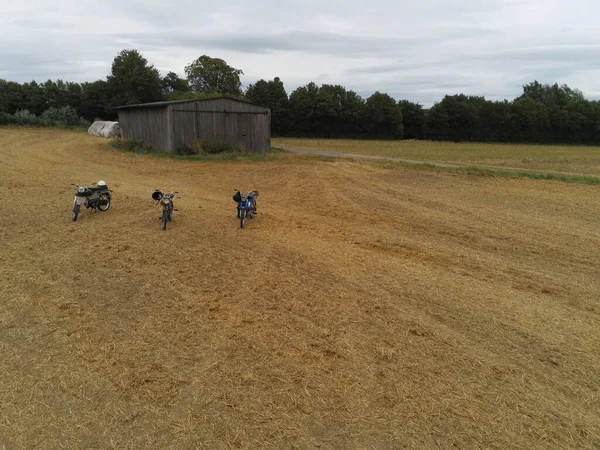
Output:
1,128,599,449
273,137,600,176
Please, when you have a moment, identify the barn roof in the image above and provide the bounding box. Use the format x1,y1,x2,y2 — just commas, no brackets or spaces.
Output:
116,96,269,110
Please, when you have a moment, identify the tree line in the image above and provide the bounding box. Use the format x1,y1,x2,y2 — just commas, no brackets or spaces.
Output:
1,49,599,143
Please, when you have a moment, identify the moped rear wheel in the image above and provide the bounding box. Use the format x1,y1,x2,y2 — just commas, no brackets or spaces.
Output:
98,196,111,211
162,209,169,230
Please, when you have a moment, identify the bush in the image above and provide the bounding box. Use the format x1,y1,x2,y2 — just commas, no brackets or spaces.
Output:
42,106,81,126
0,107,90,128
0,112,15,125
175,139,246,155
202,139,244,154
14,109,38,125
110,138,153,153
175,144,195,155
175,139,203,155
78,117,91,127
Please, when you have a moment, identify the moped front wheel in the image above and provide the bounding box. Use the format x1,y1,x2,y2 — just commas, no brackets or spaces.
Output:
240,209,246,229
72,203,80,222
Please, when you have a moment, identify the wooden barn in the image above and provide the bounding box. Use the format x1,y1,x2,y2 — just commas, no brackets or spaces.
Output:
116,97,271,152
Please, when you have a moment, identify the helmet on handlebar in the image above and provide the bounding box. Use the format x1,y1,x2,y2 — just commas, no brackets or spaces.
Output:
152,189,164,201
97,180,107,187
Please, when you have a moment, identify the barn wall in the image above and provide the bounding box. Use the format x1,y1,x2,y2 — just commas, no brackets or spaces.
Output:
118,108,170,151
170,99,271,152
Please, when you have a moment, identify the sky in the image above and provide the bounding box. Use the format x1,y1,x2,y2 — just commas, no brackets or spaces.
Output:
1,0,599,106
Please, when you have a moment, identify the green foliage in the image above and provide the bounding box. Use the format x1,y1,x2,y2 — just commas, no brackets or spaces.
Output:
288,83,404,139
41,106,81,126
288,82,368,137
398,100,425,139
13,109,38,125
421,82,600,144
80,80,112,121
21,81,45,116
364,92,403,139
162,72,190,96
202,139,238,154
111,138,270,162
185,55,243,96
175,139,246,156
109,138,154,154
175,139,203,155
0,107,90,128
167,91,231,101
107,49,164,107
177,139,245,155
0,79,23,114
3,48,600,144
246,77,290,135
288,82,320,135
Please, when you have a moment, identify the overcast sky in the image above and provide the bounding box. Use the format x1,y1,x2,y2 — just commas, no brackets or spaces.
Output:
1,0,599,106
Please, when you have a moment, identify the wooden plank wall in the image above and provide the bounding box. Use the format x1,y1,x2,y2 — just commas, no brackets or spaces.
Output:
118,108,169,150
169,99,271,152
118,99,271,152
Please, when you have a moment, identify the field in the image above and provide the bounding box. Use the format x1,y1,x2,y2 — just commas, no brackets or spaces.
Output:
272,137,600,176
1,128,599,449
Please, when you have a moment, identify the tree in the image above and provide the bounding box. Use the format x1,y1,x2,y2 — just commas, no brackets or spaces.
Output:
478,100,513,142
0,79,23,114
288,82,320,135
314,84,345,136
363,92,403,139
162,72,189,95
185,55,243,95
424,102,450,140
423,95,486,141
511,97,550,142
107,49,164,107
519,81,589,142
398,100,425,139
21,81,46,116
288,82,367,137
65,82,83,115
246,77,290,135
314,85,365,137
339,89,366,137
520,81,584,106
80,80,112,120
41,79,69,110
288,83,405,138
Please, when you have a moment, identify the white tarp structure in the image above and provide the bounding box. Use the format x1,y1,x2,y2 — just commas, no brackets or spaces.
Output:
88,121,121,138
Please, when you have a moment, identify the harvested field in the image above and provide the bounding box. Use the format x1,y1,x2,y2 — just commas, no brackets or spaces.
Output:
1,128,599,449
273,137,600,176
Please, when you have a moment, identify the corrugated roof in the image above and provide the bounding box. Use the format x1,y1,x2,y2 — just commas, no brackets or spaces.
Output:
116,96,269,110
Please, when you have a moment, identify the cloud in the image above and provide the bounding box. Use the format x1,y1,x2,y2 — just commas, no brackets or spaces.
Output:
1,0,599,105
113,26,498,57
